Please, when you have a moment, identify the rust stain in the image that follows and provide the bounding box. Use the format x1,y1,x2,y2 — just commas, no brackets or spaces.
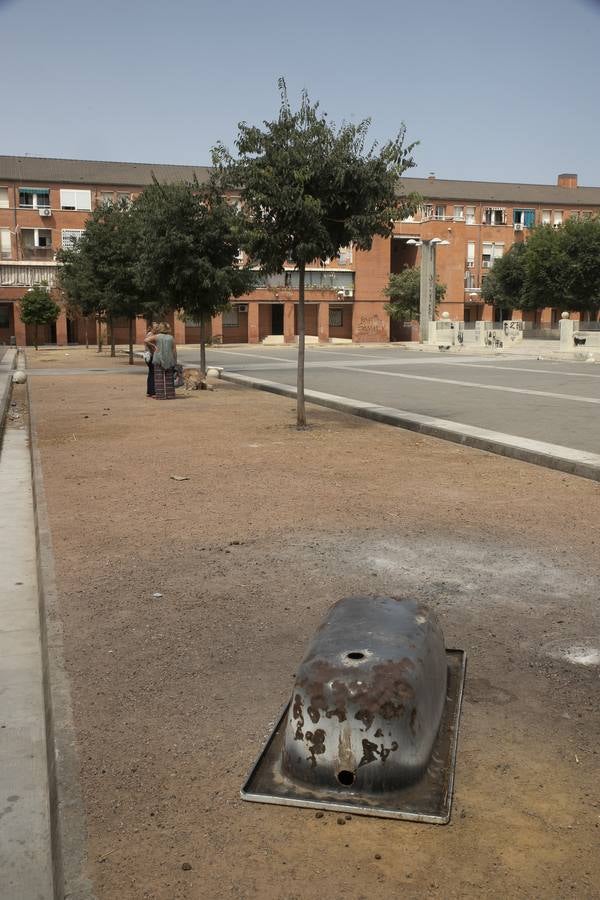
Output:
305,729,326,768
292,693,304,741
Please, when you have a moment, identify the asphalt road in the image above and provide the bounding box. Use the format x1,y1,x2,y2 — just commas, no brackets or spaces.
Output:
179,345,600,455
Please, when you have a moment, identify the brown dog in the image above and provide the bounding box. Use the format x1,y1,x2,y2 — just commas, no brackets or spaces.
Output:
183,368,214,391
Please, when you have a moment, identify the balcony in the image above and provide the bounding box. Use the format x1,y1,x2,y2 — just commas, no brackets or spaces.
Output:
21,246,55,261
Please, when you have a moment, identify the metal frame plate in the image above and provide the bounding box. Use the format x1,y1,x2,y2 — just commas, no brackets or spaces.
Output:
241,649,466,824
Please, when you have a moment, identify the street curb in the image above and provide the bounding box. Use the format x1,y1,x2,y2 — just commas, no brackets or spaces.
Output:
27,376,96,900
221,372,600,483
0,348,17,434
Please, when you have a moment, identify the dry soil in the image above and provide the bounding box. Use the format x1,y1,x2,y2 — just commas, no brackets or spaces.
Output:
26,346,600,900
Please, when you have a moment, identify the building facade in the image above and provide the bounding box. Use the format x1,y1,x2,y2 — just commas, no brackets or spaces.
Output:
1,156,599,346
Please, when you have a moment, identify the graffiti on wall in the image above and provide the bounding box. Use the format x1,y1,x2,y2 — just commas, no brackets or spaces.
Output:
357,314,385,336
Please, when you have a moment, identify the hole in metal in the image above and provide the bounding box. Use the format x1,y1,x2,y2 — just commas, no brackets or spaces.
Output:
337,770,356,786
347,651,365,660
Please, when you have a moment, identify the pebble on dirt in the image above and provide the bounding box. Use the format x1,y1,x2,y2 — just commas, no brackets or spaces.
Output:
181,862,192,871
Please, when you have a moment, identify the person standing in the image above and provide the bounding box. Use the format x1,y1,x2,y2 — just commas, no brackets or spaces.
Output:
149,323,177,400
144,322,158,397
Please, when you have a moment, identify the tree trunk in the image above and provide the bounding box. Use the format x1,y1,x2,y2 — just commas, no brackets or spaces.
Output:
128,317,134,365
97,315,103,353
85,316,89,350
34,322,38,351
296,262,306,427
109,315,115,358
199,312,207,375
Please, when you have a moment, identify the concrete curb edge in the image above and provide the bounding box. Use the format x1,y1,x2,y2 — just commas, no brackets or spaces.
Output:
221,371,600,483
27,368,96,900
0,349,17,435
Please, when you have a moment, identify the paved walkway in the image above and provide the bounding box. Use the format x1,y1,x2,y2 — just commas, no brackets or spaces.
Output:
0,425,54,899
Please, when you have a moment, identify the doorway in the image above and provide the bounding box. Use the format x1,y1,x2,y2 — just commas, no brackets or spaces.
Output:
271,303,284,335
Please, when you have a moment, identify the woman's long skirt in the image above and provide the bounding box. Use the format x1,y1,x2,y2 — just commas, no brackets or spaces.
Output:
154,365,176,400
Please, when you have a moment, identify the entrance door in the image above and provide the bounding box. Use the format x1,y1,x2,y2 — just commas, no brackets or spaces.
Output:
271,304,284,335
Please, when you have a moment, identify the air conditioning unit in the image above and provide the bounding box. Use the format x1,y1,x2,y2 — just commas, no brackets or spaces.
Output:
513,223,523,231
39,207,52,217
237,304,248,313
482,261,492,268
343,289,354,297
466,260,475,268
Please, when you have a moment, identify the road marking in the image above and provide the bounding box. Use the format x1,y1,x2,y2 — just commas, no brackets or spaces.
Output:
341,366,600,405
451,362,600,379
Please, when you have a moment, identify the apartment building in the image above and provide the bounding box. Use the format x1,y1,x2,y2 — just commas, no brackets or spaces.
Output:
1,156,599,346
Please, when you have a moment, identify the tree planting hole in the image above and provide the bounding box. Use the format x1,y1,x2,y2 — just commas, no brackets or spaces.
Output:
337,770,356,786
347,651,365,660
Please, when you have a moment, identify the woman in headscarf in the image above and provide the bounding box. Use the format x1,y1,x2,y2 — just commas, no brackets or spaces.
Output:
148,322,177,400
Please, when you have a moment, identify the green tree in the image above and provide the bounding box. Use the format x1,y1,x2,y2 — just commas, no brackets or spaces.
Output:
384,266,446,321
481,241,527,311
550,216,600,316
132,176,257,373
215,79,419,427
18,284,60,350
56,200,145,363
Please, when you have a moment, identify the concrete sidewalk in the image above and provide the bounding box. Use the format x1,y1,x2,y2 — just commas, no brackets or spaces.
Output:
0,425,54,899
0,349,17,428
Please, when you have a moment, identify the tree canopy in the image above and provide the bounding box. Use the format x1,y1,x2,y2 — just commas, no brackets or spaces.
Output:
384,267,446,321
215,78,420,425
19,284,60,349
132,176,257,372
482,218,600,316
56,199,145,360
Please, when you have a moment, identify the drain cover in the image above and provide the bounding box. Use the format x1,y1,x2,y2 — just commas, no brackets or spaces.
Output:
242,596,466,824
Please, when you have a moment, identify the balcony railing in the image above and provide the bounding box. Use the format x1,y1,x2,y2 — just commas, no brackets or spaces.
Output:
21,247,55,261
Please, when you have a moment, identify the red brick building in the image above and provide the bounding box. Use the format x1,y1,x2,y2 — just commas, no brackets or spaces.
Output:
1,156,599,346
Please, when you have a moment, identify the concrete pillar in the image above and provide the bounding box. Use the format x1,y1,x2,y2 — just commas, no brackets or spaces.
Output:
55,308,68,346
248,302,260,344
211,312,223,345
318,302,330,343
13,301,27,347
427,321,437,345
173,314,186,345
419,242,436,343
135,316,148,344
284,302,295,343
559,316,574,351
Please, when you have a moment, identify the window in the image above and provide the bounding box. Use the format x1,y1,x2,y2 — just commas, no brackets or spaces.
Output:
1,229,11,259
484,207,506,225
553,210,563,226
465,206,476,225
116,192,131,205
19,187,50,209
337,245,353,265
513,209,535,227
541,209,551,225
22,228,52,250
60,189,92,211
100,192,114,205
0,188,8,209
223,307,240,327
454,206,464,221
421,204,434,219
434,205,446,220
329,308,344,328
61,229,85,249
466,241,475,268
482,242,504,268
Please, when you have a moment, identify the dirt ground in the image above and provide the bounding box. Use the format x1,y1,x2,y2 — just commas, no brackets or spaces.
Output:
26,347,600,900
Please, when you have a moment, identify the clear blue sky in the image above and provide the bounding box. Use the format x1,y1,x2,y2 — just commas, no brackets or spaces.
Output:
2,0,600,185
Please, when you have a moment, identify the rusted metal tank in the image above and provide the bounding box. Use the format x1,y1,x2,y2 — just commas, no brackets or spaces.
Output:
242,595,465,823
281,595,447,791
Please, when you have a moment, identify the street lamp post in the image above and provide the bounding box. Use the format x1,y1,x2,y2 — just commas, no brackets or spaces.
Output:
407,237,450,343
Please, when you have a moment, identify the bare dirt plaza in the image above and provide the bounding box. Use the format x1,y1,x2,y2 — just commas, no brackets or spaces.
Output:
15,347,600,899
